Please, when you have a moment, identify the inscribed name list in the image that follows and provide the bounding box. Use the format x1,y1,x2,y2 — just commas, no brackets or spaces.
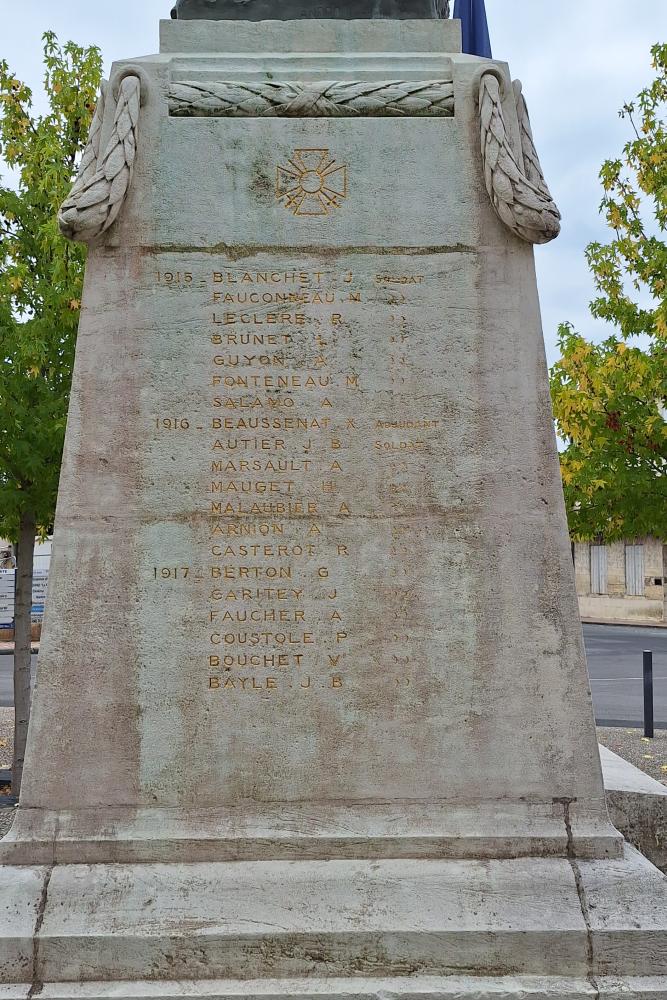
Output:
130,247,481,803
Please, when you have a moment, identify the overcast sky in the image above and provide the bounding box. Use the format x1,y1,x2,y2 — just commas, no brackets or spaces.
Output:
2,1,665,364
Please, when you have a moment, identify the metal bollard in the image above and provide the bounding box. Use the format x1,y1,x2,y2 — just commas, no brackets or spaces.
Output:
643,650,654,739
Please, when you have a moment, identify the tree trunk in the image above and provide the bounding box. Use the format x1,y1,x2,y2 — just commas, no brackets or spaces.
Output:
13,510,36,797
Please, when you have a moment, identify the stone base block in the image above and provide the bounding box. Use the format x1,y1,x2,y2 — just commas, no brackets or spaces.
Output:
0,978,665,1000
600,745,667,873
0,800,622,865
1,978,667,1000
1,848,666,992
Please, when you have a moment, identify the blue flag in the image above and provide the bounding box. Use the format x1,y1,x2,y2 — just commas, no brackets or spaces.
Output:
453,0,492,59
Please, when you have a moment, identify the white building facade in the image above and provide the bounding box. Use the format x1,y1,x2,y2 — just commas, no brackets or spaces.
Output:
574,536,666,624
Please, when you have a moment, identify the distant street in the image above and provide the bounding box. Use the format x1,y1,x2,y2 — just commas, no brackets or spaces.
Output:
0,654,37,708
584,623,667,728
0,625,665,726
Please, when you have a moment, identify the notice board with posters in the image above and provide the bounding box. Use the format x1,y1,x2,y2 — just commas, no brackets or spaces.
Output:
0,569,50,627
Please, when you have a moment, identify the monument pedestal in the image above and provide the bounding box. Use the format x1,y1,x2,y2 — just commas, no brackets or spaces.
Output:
2,850,667,995
2,17,666,999
2,851,667,996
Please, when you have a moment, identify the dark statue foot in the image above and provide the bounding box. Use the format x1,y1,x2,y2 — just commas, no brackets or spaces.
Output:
171,0,449,19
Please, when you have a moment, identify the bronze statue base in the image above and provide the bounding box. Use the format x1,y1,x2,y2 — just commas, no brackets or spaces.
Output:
171,0,448,19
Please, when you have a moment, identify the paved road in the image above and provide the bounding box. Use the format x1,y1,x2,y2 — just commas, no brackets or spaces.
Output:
0,654,37,709
0,625,665,726
584,623,667,728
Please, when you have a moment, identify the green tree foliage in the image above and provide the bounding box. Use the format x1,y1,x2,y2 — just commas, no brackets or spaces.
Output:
0,33,102,791
0,33,102,537
550,43,667,542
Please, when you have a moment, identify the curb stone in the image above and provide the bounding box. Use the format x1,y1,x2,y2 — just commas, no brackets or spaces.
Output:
582,618,667,629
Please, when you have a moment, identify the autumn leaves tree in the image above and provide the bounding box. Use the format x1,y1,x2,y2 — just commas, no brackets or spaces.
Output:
551,43,667,543
0,34,102,793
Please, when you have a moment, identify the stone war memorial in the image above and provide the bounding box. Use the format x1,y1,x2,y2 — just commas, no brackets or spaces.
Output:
1,1,667,997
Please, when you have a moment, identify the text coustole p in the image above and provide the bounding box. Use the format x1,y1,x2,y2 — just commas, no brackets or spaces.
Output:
2,16,666,1000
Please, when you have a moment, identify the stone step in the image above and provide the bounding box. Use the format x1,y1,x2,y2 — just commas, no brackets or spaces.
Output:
1,849,666,987
1,975,666,1000
0,799,622,866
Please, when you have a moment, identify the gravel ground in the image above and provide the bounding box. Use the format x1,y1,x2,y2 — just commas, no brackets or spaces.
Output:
0,709,15,837
0,708,15,837
597,726,667,786
0,707,12,771
0,807,14,837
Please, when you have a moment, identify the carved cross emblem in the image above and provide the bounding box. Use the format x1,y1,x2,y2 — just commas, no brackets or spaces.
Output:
276,149,347,217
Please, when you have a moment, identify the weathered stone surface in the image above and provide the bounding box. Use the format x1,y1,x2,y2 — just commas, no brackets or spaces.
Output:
32,858,589,981
598,981,667,1000
0,799,622,865
15,979,667,1000
0,979,651,1000
159,17,462,53
580,846,667,977
7,979,667,1000
600,745,667,872
0,865,44,986
1,849,667,989
4,20,617,864
2,15,667,999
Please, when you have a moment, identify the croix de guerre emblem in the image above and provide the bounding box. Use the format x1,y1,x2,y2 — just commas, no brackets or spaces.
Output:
276,149,348,217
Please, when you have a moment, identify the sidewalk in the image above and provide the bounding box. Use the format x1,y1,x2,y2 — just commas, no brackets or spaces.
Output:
581,618,667,629
0,643,39,655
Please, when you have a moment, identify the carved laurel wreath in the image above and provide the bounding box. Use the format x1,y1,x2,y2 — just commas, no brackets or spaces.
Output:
58,74,142,243
168,80,455,118
59,69,560,246
478,71,561,245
